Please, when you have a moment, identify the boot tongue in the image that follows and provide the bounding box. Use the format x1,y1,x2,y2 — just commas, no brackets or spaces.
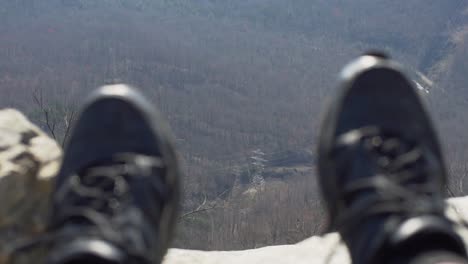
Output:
334,134,382,207
333,130,405,264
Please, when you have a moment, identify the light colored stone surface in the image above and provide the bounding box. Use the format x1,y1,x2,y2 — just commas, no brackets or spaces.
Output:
0,109,61,264
1,108,468,264
164,233,350,264
163,197,468,264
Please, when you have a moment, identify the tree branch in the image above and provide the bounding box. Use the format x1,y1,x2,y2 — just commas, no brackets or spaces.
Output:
61,108,76,147
33,88,57,140
179,188,229,221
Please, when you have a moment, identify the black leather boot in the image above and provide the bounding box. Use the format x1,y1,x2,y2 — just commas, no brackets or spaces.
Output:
318,54,466,264
47,84,180,264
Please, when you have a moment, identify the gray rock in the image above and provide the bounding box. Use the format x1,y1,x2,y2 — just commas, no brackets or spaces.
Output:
0,109,61,264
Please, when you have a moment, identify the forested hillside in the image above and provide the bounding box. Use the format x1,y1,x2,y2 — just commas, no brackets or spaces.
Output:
1,0,468,250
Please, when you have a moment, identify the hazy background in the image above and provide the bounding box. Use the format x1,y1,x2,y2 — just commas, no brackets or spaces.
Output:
1,0,468,250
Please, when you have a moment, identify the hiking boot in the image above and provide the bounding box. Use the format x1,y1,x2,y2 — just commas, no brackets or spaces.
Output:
47,84,180,264
317,54,466,264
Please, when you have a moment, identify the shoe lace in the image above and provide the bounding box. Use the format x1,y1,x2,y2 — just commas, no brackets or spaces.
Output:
324,126,445,263
2,153,167,263
335,127,444,230
54,153,167,228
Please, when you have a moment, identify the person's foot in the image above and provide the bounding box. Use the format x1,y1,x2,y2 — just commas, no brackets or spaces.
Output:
318,54,466,264
47,84,180,264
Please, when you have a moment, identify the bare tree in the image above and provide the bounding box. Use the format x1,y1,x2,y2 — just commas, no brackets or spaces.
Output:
32,87,76,147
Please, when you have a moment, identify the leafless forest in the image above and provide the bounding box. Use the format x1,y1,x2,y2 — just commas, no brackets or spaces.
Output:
1,0,468,250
